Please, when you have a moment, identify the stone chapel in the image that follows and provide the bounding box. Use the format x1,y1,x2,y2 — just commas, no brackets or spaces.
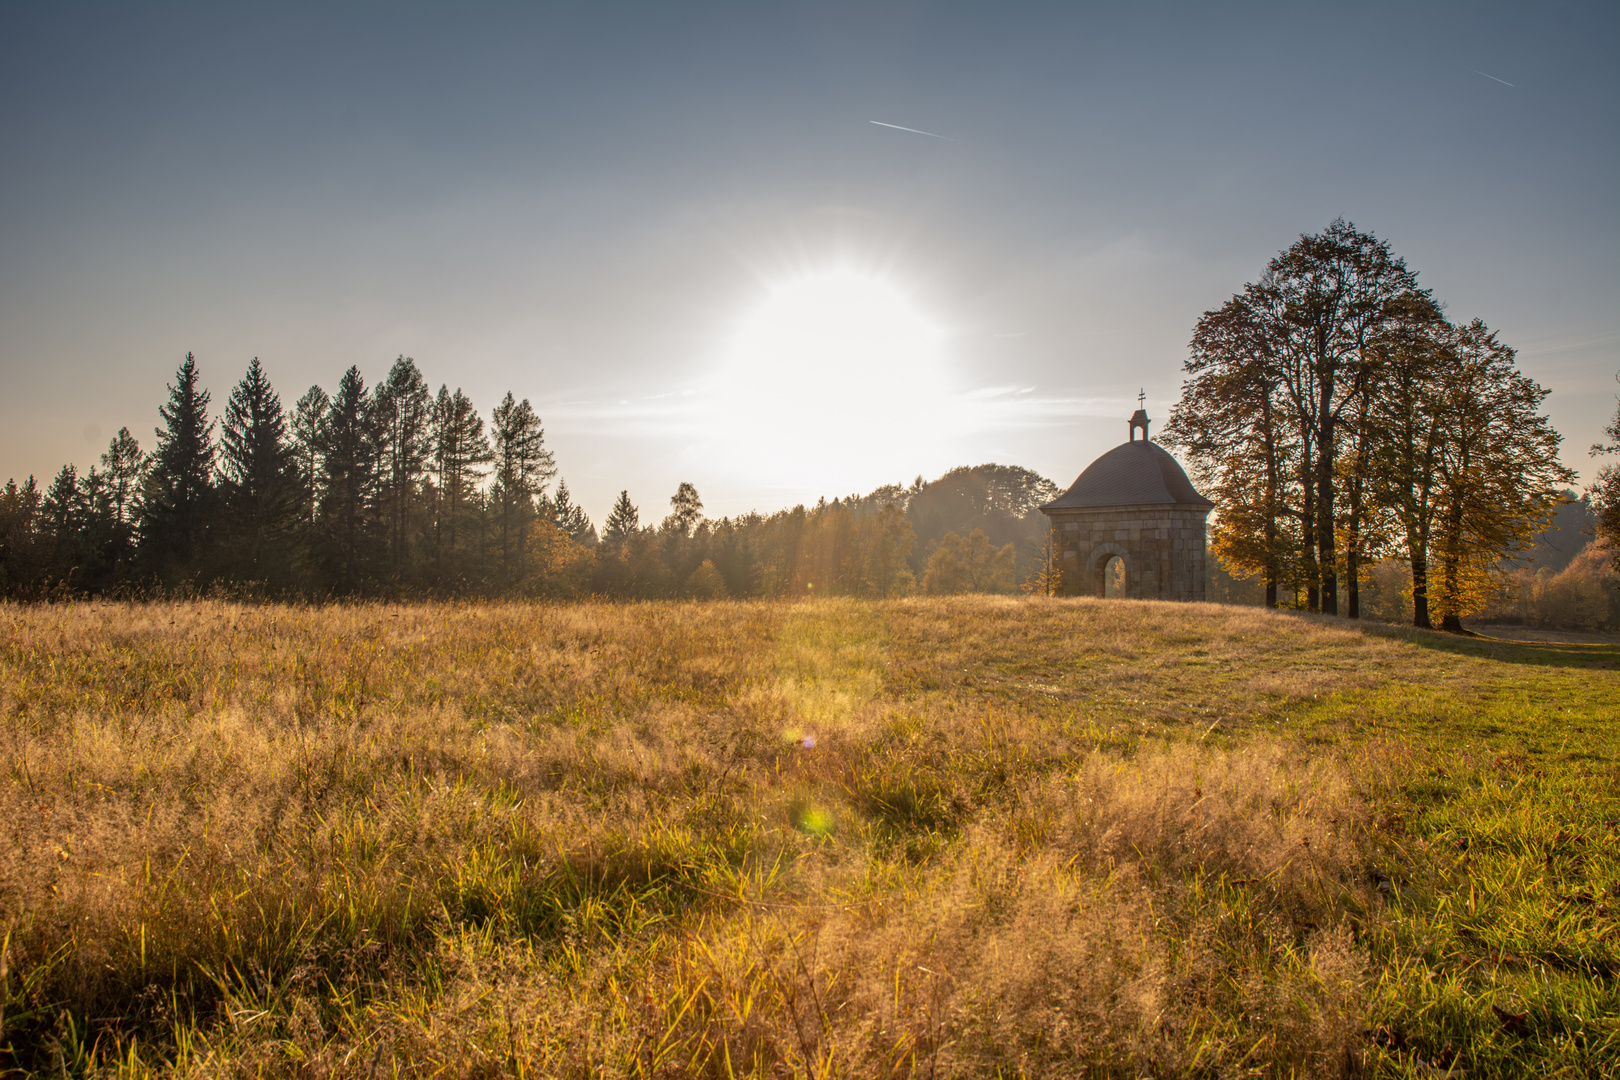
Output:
1039,403,1213,600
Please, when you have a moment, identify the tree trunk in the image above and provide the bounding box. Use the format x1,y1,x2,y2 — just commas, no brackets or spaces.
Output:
1346,396,1375,621
1439,529,1465,633
1317,389,1338,616
1301,436,1319,612
1410,546,1431,629
1263,391,1280,610
1345,472,1362,620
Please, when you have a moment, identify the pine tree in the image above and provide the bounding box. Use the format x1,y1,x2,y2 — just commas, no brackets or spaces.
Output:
218,358,301,587
317,366,376,590
429,385,493,581
42,465,88,585
100,428,146,531
79,466,126,591
291,385,330,531
141,352,217,578
489,392,556,584
372,356,432,580
98,427,146,574
0,477,44,597
602,490,639,546
548,479,596,545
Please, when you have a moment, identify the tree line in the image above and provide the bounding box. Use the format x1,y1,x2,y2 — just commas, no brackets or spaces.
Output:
0,353,1059,600
1161,219,1574,631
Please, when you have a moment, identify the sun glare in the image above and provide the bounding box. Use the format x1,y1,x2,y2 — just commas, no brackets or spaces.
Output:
709,268,959,489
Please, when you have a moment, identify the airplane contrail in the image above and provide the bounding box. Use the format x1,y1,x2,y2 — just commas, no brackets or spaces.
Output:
1471,68,1515,87
870,120,954,140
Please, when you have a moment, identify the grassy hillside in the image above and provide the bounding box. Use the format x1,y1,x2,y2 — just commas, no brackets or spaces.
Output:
1,598,1616,1077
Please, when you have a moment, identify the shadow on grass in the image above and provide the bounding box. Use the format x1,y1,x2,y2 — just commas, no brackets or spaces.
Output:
1354,619,1620,670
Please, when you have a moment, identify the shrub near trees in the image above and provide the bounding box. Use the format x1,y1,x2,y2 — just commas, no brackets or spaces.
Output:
1162,220,1574,629
1589,378,1620,565
1,354,1055,601
1483,543,1620,631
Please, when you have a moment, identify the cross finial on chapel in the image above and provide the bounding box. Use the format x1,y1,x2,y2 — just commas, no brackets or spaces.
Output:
1137,388,1146,408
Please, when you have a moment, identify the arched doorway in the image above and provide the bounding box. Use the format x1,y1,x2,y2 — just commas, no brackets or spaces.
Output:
1103,555,1126,598
1086,545,1130,598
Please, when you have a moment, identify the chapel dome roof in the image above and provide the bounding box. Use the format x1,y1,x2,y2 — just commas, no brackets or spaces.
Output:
1043,439,1214,511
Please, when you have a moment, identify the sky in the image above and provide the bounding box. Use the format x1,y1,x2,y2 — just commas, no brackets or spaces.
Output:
2,2,1617,523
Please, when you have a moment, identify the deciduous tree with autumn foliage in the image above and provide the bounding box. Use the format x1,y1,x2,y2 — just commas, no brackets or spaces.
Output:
1164,221,1572,629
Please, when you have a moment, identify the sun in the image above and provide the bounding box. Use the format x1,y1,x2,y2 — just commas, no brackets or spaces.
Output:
732,269,943,396
709,268,958,489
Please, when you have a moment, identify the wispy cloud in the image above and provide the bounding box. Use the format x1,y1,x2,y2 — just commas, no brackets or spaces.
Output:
1516,331,1620,356
960,385,1118,430
869,120,955,140
539,386,711,435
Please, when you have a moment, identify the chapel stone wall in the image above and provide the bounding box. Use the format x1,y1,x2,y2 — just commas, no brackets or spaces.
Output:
1049,505,1208,601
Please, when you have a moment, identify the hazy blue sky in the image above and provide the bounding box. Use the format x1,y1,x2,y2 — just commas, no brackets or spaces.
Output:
3,2,1616,521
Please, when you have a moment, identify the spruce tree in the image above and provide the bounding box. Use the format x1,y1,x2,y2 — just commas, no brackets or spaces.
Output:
372,356,432,581
317,366,376,591
429,385,493,582
99,427,146,572
549,479,596,545
489,392,556,584
219,358,301,587
142,352,217,578
0,477,44,597
42,465,90,586
78,466,126,591
602,490,639,546
42,466,82,540
291,385,330,531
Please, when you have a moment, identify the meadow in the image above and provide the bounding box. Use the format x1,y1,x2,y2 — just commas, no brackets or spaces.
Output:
1,596,1616,1078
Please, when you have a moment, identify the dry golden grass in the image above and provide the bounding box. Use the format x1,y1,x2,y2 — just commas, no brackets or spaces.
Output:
1,597,1616,1077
